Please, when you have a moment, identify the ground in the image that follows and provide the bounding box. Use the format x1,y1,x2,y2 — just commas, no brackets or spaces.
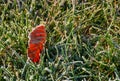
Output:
0,0,120,81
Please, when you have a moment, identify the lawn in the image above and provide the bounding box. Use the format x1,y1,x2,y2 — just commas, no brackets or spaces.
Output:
0,0,120,81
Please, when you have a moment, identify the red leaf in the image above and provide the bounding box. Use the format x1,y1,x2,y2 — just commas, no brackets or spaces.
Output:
27,25,46,63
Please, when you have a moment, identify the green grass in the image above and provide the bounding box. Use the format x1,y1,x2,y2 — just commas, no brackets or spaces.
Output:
0,0,120,81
